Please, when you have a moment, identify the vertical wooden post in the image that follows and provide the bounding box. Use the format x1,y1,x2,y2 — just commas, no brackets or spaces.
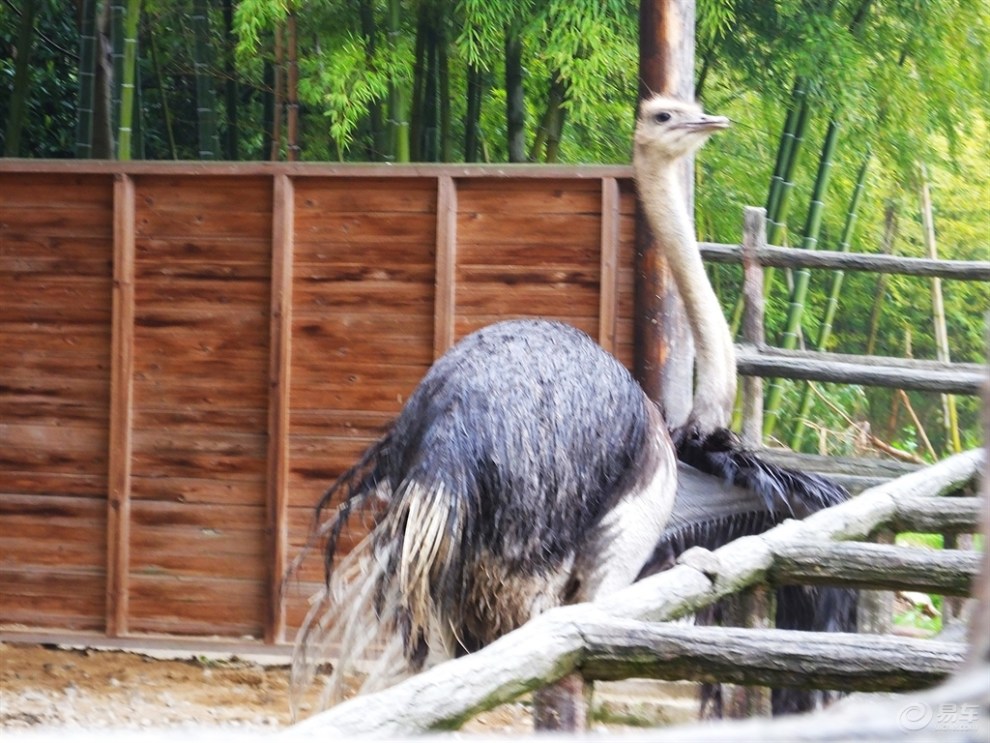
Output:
858,529,894,635
598,177,620,354
635,0,696,423
723,585,774,718
265,172,295,645
740,207,766,448
106,172,136,638
433,175,457,359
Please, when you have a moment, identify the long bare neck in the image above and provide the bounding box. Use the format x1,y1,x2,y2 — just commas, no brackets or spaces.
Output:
635,155,736,431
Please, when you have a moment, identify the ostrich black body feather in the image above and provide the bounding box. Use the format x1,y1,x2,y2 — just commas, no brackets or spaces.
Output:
295,319,673,708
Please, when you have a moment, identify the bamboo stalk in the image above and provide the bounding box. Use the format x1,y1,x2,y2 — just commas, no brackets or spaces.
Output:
116,0,141,160
764,117,841,440
790,152,871,449
919,164,961,454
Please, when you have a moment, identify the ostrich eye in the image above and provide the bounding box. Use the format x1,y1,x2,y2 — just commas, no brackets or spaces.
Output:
654,111,672,123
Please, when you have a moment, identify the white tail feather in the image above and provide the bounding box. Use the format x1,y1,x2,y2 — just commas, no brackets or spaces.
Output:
291,480,458,719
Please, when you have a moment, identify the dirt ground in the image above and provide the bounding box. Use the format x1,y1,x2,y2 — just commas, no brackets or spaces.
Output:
0,642,538,734
0,641,694,736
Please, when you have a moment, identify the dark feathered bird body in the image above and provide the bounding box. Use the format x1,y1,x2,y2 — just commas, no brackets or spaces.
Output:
293,319,675,709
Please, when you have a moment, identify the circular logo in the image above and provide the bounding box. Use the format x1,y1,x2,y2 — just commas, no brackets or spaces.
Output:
899,702,933,731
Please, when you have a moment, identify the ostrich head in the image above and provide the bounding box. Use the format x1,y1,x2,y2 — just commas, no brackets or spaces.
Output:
634,95,730,164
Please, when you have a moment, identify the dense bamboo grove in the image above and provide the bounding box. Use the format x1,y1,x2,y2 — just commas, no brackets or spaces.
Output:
1,0,987,459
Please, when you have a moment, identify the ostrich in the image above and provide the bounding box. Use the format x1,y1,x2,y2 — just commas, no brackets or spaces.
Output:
291,95,850,722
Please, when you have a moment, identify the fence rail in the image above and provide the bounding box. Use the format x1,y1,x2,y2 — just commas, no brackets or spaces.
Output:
285,449,985,738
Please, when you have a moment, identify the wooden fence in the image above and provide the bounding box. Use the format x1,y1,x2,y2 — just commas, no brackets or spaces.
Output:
0,161,986,651
1,161,639,647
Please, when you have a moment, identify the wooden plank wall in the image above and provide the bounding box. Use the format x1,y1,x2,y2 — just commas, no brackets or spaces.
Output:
0,163,637,647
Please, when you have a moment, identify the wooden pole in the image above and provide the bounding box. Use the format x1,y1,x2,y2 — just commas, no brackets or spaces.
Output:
265,173,295,644
599,177,621,354
106,173,136,637
635,0,696,423
740,207,766,447
433,175,457,358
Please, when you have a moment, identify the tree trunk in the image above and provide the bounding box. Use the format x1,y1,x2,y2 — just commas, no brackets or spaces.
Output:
634,0,696,424
358,0,385,160
75,0,98,157
270,25,283,160
504,24,525,163
223,0,239,160
192,0,219,159
148,23,177,159
286,11,299,161
4,0,40,157
92,0,115,158
464,63,484,162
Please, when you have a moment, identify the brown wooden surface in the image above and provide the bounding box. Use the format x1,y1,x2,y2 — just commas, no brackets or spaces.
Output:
1,163,640,645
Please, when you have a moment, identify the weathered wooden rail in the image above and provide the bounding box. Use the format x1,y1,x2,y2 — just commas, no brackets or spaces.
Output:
283,448,985,738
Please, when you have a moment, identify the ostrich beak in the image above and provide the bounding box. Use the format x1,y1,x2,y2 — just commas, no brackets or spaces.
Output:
682,115,731,133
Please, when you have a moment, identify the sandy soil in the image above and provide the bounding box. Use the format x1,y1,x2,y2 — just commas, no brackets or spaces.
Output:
0,642,536,735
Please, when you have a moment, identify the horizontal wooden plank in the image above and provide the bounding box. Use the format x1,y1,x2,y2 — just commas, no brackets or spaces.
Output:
1,529,106,570
133,322,269,359
134,277,269,311
130,544,266,581
0,447,108,477
132,382,268,410
0,566,106,631
0,377,110,408
292,329,433,370
135,208,272,240
0,472,106,497
135,175,272,210
0,173,113,207
457,264,600,289
0,400,110,427
130,475,266,506
0,236,113,276
3,333,110,364
288,409,394,437
292,280,435,314
453,315,599,341
294,212,436,242
455,283,600,315
295,177,437,213
293,240,435,266
456,241,601,268
458,213,600,246
0,422,107,453
132,407,268,434
0,492,105,520
2,275,112,310
0,207,113,238
456,179,602,215
129,442,267,480
2,352,111,381
127,575,265,637
136,236,271,272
